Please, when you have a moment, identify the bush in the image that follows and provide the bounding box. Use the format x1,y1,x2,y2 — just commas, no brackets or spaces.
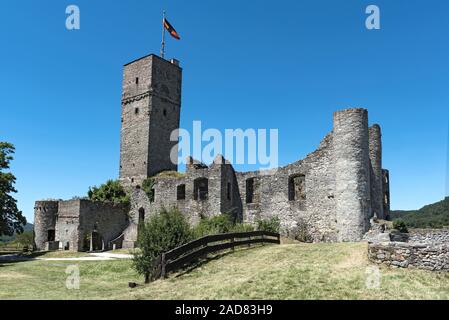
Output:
87,179,129,206
393,219,409,233
142,178,155,202
192,215,234,238
256,217,280,233
133,207,193,283
15,230,33,247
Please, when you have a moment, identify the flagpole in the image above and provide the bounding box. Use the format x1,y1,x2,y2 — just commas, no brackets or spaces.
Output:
161,11,166,59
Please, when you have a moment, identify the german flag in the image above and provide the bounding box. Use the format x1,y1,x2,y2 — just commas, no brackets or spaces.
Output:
164,18,181,40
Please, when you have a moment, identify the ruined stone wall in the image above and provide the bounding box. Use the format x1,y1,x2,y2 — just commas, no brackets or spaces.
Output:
53,199,128,252
334,108,372,241
55,200,81,251
369,125,384,219
382,169,391,219
368,242,449,271
408,229,449,244
237,132,337,242
33,200,59,250
77,200,128,251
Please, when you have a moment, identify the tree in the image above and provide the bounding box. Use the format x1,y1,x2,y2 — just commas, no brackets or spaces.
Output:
133,207,193,283
15,230,34,247
87,179,129,206
0,142,26,236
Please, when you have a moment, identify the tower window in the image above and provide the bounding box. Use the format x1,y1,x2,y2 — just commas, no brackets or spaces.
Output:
194,178,208,201
135,77,139,84
177,184,186,200
135,108,139,114
47,230,55,242
163,109,167,117
288,174,306,201
227,182,232,201
246,178,255,203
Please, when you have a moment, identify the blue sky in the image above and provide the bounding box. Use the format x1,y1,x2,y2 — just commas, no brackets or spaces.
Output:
1,0,448,223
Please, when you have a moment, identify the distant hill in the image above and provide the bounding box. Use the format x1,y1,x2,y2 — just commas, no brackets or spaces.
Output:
391,197,449,228
0,223,33,242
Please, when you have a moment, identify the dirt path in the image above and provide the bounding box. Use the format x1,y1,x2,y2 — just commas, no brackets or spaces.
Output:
0,252,133,262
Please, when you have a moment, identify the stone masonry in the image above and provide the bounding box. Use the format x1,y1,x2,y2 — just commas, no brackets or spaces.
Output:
34,53,391,251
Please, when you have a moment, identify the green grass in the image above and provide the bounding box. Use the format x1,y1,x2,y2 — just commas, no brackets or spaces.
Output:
1,242,449,300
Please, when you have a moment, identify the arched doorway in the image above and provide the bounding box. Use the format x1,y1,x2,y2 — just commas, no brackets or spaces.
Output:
90,231,103,252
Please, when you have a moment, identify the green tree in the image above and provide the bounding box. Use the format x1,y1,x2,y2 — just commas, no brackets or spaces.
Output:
15,230,34,247
0,142,26,236
133,207,193,283
87,179,129,206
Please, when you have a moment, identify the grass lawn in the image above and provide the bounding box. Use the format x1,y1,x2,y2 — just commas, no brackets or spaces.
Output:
1,242,449,300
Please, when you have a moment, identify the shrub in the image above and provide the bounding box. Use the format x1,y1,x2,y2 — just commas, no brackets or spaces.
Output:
393,219,409,233
132,207,193,283
87,179,129,206
142,178,155,202
192,214,234,238
256,217,280,233
15,230,34,247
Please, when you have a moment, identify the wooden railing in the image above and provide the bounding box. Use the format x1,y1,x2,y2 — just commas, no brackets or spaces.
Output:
149,231,280,281
0,244,29,252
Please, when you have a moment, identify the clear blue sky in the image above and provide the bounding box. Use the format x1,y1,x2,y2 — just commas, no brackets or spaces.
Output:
1,0,448,223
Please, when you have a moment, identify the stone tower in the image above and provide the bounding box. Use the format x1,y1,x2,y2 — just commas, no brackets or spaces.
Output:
333,108,372,242
119,54,182,187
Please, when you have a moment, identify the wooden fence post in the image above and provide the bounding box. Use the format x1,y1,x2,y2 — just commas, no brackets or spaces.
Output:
231,237,235,252
161,253,167,279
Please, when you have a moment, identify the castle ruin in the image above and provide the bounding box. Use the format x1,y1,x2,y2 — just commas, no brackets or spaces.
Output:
34,54,390,251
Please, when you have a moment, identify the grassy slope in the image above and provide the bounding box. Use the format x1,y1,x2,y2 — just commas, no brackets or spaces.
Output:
1,243,449,300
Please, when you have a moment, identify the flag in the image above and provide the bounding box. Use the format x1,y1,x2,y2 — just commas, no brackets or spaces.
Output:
164,18,181,40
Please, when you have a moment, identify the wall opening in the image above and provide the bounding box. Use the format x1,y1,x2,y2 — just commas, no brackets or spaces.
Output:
194,178,208,201
135,77,139,84
138,208,145,225
288,174,306,201
246,178,255,203
47,230,55,242
91,231,103,252
135,108,139,115
227,182,232,201
177,184,186,200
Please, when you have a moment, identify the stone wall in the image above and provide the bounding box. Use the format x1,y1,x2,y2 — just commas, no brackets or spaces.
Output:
368,242,449,271
408,229,449,244
35,199,128,252
136,108,386,243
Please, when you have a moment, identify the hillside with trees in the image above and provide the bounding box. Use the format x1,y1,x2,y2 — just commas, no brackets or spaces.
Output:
391,197,449,228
